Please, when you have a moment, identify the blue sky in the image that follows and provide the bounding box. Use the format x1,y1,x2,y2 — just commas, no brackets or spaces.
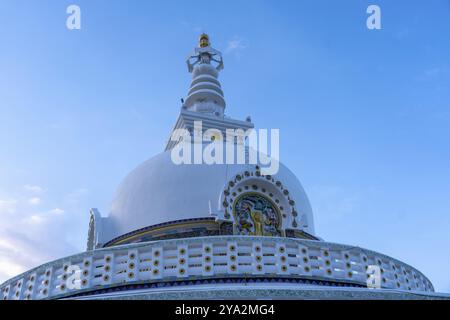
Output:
0,0,449,292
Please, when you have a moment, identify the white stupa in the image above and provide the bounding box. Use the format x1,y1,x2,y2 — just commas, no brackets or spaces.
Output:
1,34,448,300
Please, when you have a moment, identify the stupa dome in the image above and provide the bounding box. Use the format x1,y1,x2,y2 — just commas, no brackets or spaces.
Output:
107,148,315,242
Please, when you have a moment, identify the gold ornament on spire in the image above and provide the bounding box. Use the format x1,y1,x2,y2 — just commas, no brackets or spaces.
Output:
187,33,224,73
199,33,210,48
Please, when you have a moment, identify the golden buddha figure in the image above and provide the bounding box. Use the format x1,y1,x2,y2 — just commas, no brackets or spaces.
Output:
250,210,264,236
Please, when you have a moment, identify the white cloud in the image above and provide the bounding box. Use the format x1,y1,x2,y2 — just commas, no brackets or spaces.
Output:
0,188,85,285
23,214,44,224
0,199,17,215
424,67,442,77
49,208,65,215
225,37,248,57
415,65,449,82
0,228,66,283
28,197,41,206
0,260,26,279
23,185,44,194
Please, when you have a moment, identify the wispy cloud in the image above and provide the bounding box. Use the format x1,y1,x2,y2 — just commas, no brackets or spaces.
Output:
23,214,44,224
0,257,26,279
424,67,442,77
225,37,248,57
49,208,65,215
0,199,17,214
28,197,41,206
0,186,85,284
23,185,44,194
415,65,449,82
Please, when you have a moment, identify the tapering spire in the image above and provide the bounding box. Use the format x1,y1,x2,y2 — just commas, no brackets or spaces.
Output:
184,34,225,117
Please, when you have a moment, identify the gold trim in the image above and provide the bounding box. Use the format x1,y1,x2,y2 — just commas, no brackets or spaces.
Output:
110,220,218,246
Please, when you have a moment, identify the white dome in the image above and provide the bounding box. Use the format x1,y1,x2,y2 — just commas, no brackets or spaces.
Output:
107,149,315,241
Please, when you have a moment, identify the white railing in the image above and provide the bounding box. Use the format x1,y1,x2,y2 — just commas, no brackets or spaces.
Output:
0,236,434,300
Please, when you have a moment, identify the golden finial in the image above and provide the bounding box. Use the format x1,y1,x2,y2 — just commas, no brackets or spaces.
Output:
199,33,210,48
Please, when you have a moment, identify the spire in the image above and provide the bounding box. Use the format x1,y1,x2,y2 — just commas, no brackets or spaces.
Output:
165,34,253,152
184,34,225,117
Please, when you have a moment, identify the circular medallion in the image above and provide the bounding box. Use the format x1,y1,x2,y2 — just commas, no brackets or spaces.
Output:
233,193,283,236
